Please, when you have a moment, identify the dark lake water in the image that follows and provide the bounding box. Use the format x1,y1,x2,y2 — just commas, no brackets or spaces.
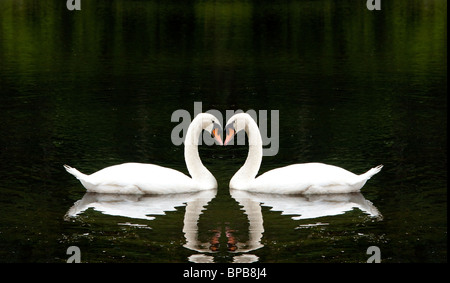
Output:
0,0,446,263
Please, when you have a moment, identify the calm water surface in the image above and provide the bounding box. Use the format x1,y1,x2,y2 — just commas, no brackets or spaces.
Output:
0,0,446,263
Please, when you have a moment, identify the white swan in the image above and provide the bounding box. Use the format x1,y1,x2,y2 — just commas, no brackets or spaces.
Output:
64,113,223,194
224,113,383,194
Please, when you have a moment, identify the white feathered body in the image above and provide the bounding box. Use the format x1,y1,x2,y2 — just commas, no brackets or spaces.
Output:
226,113,383,194
231,162,383,194
64,163,216,194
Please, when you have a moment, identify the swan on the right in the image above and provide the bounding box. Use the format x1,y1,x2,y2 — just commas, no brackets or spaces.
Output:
224,113,383,194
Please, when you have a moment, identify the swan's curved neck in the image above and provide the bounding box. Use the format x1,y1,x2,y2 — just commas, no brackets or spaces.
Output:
184,118,215,186
231,117,263,187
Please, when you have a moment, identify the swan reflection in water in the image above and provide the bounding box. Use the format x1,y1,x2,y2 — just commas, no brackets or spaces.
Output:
231,190,382,222
65,190,381,263
65,190,216,225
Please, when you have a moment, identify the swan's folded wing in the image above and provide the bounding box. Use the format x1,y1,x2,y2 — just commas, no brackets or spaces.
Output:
253,163,360,194
88,163,195,194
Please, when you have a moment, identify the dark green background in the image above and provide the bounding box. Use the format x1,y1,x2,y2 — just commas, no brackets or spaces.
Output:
0,0,446,262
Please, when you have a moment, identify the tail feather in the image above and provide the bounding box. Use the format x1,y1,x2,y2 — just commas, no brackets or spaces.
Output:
361,164,383,180
63,164,87,180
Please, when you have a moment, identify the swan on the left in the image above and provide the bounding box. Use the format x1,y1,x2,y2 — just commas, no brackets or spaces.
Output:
64,113,223,194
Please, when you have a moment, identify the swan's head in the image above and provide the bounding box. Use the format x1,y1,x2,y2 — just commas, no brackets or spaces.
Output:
197,113,223,146
224,113,254,146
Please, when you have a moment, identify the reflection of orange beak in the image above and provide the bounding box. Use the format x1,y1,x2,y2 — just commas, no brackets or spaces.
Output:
212,128,223,145
224,128,235,146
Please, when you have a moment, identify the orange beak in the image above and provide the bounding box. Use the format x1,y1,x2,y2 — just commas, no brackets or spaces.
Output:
212,128,223,145
224,127,235,146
